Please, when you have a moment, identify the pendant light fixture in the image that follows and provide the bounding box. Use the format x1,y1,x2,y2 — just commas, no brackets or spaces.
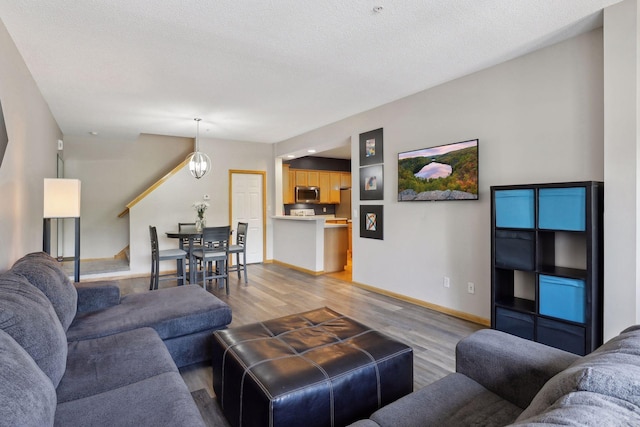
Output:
186,118,211,179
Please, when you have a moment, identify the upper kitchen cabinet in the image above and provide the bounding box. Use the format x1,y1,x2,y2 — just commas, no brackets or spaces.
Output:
283,162,351,205
319,172,331,204
330,173,341,203
319,172,341,204
283,164,295,204
308,171,319,187
340,173,351,189
295,170,319,187
295,170,308,186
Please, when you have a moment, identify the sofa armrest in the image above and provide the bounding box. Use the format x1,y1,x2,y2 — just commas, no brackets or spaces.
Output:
456,329,579,409
74,281,121,313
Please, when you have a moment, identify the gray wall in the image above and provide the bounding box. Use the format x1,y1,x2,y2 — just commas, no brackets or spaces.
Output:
277,29,605,324
64,133,274,264
63,133,193,259
603,0,640,338
0,19,60,271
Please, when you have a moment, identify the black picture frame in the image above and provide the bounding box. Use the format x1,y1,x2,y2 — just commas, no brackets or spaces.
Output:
397,138,479,202
359,128,383,166
360,164,383,200
359,205,383,240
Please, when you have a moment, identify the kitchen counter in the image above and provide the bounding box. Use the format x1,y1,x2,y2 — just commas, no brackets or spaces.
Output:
272,216,349,274
273,215,349,228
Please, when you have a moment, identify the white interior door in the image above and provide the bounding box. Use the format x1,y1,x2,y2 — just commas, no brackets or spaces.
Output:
231,172,264,264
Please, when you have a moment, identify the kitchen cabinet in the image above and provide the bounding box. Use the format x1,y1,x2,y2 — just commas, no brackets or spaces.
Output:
316,172,342,204
340,172,351,189
330,173,341,203
283,165,294,204
319,172,331,204
288,168,350,204
308,171,319,187
295,170,319,187
295,170,308,187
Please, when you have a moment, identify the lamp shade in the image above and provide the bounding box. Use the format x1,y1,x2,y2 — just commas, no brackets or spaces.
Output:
43,178,81,218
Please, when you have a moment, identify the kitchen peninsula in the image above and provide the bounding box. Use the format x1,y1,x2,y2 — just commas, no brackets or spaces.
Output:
272,215,349,274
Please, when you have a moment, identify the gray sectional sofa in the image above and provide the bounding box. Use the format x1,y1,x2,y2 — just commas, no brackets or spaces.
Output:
0,252,232,426
350,326,640,426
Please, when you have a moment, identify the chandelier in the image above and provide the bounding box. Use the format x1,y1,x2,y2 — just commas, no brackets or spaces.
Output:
186,118,211,179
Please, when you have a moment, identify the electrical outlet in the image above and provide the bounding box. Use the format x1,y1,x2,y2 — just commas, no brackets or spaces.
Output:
323,207,327,212
467,282,475,294
443,277,450,288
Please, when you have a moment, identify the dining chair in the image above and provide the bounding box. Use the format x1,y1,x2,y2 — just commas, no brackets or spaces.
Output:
149,225,187,290
178,222,203,276
228,222,248,284
191,226,230,294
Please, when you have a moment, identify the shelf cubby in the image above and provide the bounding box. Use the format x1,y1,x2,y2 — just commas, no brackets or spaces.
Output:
491,181,603,355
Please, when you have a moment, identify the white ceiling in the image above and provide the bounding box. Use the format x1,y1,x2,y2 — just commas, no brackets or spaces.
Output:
0,0,621,146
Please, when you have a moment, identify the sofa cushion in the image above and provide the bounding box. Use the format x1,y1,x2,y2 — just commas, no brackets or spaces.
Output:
54,372,206,427
66,285,232,341
511,391,640,426
0,271,67,387
12,251,77,330
57,327,178,403
517,326,640,421
369,373,522,427
75,280,121,314
0,329,57,427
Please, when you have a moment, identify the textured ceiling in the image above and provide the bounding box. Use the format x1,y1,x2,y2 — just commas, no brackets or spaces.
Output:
0,0,621,144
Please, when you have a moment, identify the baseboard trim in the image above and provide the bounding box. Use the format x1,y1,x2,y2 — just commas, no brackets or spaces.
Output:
272,260,324,276
350,280,491,327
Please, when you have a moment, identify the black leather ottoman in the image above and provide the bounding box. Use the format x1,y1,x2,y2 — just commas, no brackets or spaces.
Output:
212,307,413,427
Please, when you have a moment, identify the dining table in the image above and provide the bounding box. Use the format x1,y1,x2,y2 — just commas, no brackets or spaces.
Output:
165,228,202,284
166,226,234,285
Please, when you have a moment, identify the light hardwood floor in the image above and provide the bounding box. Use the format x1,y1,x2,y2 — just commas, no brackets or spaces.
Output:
116,262,484,399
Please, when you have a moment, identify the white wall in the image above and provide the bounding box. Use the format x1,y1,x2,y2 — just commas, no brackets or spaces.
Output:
277,29,605,323
128,137,273,276
603,0,640,338
63,133,193,259
0,19,61,271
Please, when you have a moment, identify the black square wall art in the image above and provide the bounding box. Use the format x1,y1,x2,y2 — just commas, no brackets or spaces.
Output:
360,205,383,240
359,128,383,166
360,164,383,200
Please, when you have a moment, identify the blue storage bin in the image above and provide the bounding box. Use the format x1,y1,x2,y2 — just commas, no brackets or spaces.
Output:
494,230,535,270
537,317,586,355
538,187,586,231
495,308,534,340
495,189,535,228
539,275,585,323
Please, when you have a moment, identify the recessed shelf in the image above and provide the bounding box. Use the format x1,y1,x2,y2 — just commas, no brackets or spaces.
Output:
537,265,587,280
495,297,535,314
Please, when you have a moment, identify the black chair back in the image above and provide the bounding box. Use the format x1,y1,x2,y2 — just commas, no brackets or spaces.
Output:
236,222,248,246
149,226,160,290
202,226,231,253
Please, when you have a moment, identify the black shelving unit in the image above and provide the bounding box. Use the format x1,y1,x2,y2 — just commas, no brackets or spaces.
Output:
490,181,604,355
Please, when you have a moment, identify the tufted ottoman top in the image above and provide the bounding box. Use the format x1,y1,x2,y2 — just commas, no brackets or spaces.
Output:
212,307,413,427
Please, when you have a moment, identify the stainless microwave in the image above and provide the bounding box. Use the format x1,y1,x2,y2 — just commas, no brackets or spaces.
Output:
295,186,320,203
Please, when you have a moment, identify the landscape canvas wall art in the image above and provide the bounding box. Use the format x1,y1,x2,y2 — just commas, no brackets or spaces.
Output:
398,139,478,202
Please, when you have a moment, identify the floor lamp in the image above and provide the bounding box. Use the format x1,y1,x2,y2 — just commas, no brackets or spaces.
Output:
43,178,81,282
